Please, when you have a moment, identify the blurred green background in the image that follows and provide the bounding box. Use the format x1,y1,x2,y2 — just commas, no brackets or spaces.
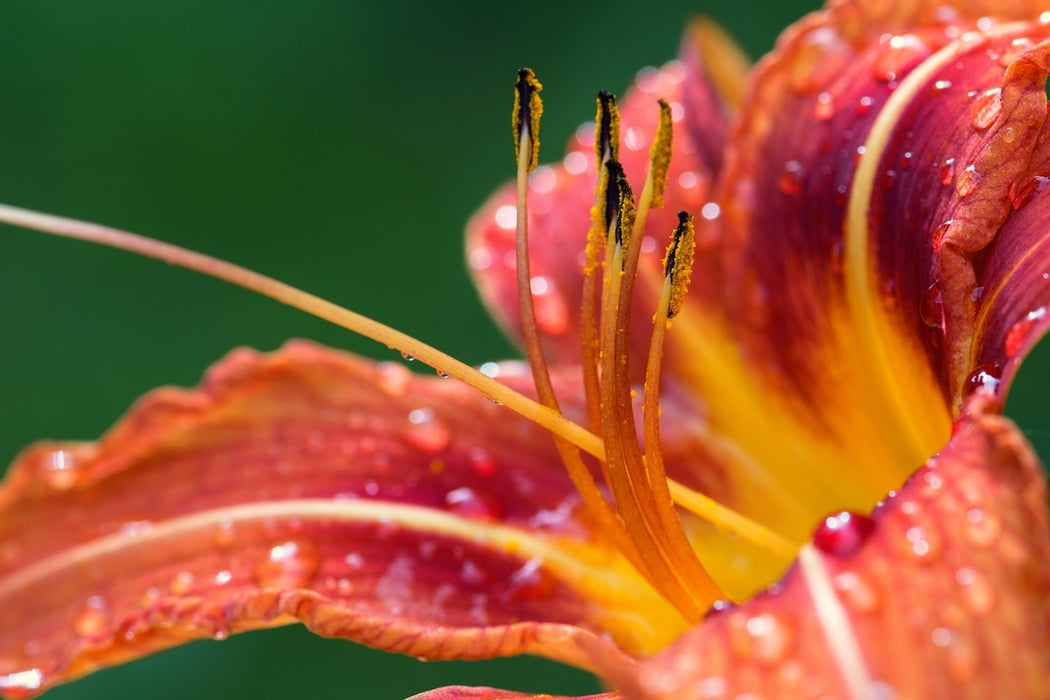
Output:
0,1,1047,698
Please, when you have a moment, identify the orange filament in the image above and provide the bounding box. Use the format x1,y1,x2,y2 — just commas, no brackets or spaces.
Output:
513,78,642,573
579,91,621,436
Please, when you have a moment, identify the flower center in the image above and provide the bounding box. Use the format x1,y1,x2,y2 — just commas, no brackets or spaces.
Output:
511,70,794,622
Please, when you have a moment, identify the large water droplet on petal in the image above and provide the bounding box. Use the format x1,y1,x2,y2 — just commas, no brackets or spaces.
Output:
813,511,875,555
253,539,321,589
729,611,794,666
402,408,451,453
444,487,503,521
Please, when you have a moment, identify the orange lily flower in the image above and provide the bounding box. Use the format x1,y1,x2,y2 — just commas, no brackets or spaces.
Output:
3,0,1050,698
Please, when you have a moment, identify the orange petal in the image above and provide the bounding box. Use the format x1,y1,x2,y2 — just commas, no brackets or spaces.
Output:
408,687,618,700
0,342,677,697
640,2,1050,587
603,396,1050,698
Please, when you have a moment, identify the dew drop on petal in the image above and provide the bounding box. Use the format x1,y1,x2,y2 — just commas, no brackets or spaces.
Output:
0,669,44,694
169,570,195,596
966,363,1001,397
1009,174,1050,210
253,539,321,589
964,507,1001,547
920,281,945,329
444,487,503,521
904,525,942,562
729,611,794,665
813,92,835,121
833,571,880,613
375,361,412,396
778,160,805,195
402,408,451,453
939,158,956,186
37,449,86,491
971,88,1002,130
73,596,111,638
813,511,875,555
955,567,996,615
955,164,982,198
1005,307,1046,357
467,446,498,476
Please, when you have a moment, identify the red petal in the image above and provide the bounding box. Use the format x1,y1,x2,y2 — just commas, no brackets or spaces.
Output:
408,686,617,700
466,25,742,370
603,396,1050,698
0,342,674,696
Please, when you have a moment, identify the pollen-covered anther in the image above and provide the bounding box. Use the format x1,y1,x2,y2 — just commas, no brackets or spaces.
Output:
512,67,543,172
614,175,637,253
595,90,621,168
647,99,674,209
663,211,696,318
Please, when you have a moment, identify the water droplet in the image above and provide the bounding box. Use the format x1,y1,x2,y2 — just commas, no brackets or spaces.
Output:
467,447,498,476
939,158,956,186
813,511,875,555
882,168,897,189
74,596,110,638
402,408,451,453
899,150,914,170
376,361,412,396
729,611,794,665
506,558,556,600
214,570,233,586
855,95,874,116
253,539,321,589
37,449,86,491
813,92,835,120
955,164,982,197
966,363,1001,396
955,567,996,614
964,507,1001,547
833,571,880,613
971,88,1002,130
444,487,502,521
778,160,805,195
920,281,945,329
169,570,195,595
0,669,44,693
1009,174,1050,210
871,34,929,82
931,219,953,254
1005,307,1046,357
904,525,942,561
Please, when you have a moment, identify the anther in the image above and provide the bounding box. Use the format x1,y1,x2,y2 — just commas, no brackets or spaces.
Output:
513,68,543,172
595,91,621,169
663,211,696,318
614,175,636,252
648,100,673,209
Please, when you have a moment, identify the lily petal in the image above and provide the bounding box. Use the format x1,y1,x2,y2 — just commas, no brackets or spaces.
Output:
603,396,1050,698
0,342,676,697
408,686,616,700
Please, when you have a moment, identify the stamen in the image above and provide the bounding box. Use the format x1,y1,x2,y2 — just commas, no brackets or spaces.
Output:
594,90,620,166
646,215,796,562
512,68,543,172
512,71,641,568
601,184,723,619
580,94,622,435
